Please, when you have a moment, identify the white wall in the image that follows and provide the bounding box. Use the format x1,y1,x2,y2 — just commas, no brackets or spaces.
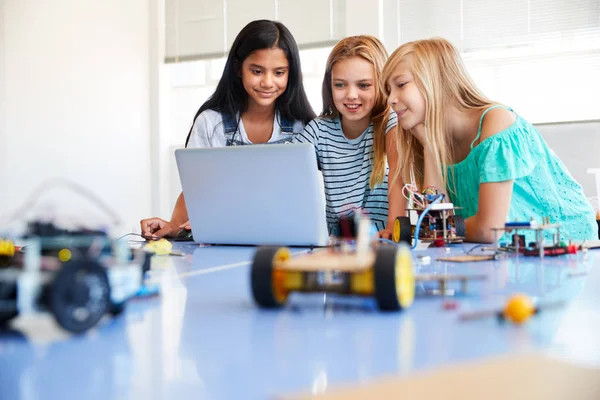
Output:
0,0,6,195
344,0,382,38
1,0,153,235
537,121,600,206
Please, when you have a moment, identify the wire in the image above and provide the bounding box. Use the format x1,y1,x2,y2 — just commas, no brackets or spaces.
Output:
116,232,147,242
378,238,397,245
0,178,123,229
465,244,488,255
402,183,425,208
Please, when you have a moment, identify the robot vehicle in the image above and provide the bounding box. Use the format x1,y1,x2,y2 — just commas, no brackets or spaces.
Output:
250,215,484,311
491,218,579,258
393,187,466,247
0,221,156,334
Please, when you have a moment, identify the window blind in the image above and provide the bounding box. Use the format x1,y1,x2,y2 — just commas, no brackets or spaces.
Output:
165,0,345,62
396,0,600,122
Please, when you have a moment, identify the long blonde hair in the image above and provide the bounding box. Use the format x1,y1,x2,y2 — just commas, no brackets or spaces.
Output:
382,38,493,192
321,35,391,188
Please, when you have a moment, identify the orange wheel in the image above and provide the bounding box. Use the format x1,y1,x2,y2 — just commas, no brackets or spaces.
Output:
271,248,290,304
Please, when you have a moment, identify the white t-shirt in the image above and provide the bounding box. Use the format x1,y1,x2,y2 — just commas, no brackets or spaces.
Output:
187,109,305,148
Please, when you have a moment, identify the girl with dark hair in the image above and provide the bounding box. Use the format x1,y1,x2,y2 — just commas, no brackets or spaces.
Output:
141,19,315,239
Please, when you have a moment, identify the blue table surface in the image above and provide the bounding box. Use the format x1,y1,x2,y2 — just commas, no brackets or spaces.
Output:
1,242,599,400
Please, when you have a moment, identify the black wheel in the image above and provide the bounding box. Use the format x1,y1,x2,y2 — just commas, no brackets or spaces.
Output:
453,215,466,237
0,309,18,327
0,256,13,267
251,246,290,308
393,216,412,244
373,245,415,311
109,301,126,316
50,258,110,334
0,281,18,326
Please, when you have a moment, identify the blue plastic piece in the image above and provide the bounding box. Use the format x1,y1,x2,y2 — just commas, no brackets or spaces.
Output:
505,221,533,228
134,284,159,298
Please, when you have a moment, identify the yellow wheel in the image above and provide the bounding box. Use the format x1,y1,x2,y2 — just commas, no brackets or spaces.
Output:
373,245,415,311
395,245,415,309
503,294,535,324
393,217,412,244
251,246,291,308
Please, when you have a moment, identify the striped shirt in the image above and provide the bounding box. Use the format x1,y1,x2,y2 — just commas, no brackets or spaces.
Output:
294,112,397,234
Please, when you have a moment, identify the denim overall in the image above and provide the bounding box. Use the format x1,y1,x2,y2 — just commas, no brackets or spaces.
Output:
222,113,296,146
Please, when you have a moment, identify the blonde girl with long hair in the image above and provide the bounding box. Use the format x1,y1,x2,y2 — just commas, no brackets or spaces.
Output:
382,38,597,243
294,35,405,238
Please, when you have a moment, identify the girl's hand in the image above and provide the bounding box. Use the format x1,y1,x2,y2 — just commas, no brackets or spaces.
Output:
179,220,191,230
376,228,393,240
140,218,180,239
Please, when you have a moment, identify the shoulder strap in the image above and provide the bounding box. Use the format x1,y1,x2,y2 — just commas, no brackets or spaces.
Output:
222,113,244,146
277,112,296,133
470,105,510,149
221,113,238,133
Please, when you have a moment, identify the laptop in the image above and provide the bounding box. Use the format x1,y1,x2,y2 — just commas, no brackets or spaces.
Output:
175,143,329,247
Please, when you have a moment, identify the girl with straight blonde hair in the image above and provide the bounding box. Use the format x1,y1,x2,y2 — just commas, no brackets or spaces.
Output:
295,35,405,238
382,38,596,243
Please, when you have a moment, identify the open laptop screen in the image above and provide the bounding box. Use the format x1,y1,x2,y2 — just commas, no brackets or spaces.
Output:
175,143,329,247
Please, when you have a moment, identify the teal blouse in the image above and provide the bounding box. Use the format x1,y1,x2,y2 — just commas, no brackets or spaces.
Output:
447,105,597,242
